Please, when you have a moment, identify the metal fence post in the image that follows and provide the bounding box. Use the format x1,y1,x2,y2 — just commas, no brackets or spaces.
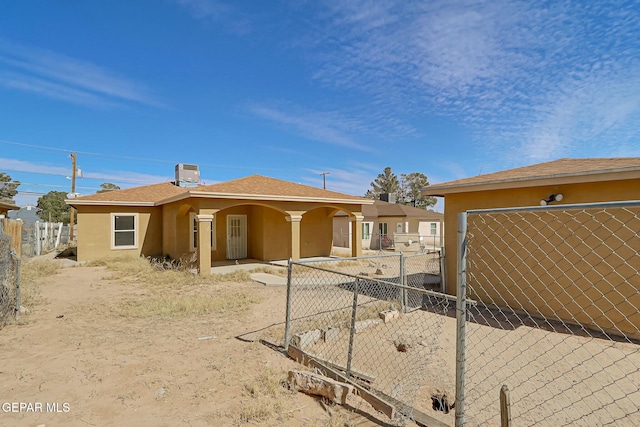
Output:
284,258,293,350
440,246,446,294
455,212,467,427
400,252,407,313
13,250,20,321
346,277,359,377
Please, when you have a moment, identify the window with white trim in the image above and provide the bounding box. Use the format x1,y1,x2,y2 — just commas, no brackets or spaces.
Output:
379,222,388,236
112,214,137,249
190,213,216,251
430,223,438,235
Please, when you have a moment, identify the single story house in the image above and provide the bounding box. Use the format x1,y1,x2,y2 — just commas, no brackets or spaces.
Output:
422,157,640,337
0,200,19,217
67,169,373,275
333,199,444,250
8,205,39,223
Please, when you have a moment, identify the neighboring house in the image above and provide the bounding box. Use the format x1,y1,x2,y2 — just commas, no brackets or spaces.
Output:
333,199,444,250
8,205,39,223
0,200,19,217
66,169,373,275
422,157,640,337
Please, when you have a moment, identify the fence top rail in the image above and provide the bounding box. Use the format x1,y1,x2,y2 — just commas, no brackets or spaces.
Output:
289,259,471,304
467,199,640,215
296,253,401,263
404,249,441,259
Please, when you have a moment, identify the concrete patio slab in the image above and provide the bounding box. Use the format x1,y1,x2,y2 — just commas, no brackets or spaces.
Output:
250,272,287,286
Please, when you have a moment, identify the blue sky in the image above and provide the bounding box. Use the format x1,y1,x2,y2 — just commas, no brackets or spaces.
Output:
1,1,640,211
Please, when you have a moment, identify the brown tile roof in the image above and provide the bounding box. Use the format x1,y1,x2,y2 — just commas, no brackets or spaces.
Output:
336,200,443,220
69,175,370,206
195,175,370,201
424,158,640,195
70,182,189,205
0,199,20,211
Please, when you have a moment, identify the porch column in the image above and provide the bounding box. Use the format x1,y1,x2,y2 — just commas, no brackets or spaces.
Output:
196,214,213,276
351,214,364,257
286,214,303,261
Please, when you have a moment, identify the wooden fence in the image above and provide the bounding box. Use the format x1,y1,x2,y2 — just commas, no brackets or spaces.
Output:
0,218,22,255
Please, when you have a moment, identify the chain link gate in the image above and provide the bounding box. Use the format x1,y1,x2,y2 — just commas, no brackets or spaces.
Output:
456,202,640,427
284,252,454,425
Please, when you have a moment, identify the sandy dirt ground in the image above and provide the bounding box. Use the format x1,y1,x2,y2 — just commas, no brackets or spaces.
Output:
0,260,405,427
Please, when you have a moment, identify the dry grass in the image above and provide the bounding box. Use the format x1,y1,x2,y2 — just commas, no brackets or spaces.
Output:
236,368,296,424
1,258,60,328
87,257,256,288
19,259,59,308
248,266,288,277
116,292,260,319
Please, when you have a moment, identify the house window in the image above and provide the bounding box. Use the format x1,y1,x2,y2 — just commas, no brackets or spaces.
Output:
112,214,137,249
190,213,216,251
362,223,371,239
379,222,388,237
430,223,438,235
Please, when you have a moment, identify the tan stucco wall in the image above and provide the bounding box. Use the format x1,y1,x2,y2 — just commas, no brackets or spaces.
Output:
465,206,640,337
442,179,640,296
301,207,334,258
76,206,163,261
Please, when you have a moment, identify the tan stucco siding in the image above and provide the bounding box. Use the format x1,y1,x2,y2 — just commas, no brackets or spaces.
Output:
262,208,291,260
466,207,640,337
443,179,640,295
301,207,333,258
76,206,163,261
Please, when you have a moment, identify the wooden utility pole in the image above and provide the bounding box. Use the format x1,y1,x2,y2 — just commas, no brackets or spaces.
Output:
69,153,77,242
320,172,330,190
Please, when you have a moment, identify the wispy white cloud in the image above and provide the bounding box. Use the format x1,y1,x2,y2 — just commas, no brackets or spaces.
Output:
173,0,252,35
0,39,164,108
246,103,379,152
303,166,374,197
0,158,170,186
291,0,640,165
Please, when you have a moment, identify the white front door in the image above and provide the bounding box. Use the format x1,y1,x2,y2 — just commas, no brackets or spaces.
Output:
226,215,247,259
397,222,404,233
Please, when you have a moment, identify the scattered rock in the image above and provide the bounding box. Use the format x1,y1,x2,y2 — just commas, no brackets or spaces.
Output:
321,327,339,343
18,306,30,315
155,387,169,400
374,268,383,275
396,342,410,352
354,319,382,333
379,309,399,323
56,315,64,319
288,370,353,404
291,329,321,349
393,333,422,352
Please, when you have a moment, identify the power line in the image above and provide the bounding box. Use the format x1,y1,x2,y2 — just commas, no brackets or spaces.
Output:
0,139,298,172
1,167,162,184
3,181,99,191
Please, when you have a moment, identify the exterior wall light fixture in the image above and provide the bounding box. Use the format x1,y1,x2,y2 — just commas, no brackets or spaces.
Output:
540,193,563,206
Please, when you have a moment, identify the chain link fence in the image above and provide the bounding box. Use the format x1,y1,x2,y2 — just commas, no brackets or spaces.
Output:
0,221,21,329
456,202,640,426
283,251,454,425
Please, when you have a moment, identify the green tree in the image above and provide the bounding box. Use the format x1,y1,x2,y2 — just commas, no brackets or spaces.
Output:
0,172,20,201
365,167,400,200
97,182,121,193
37,191,72,223
399,172,437,209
